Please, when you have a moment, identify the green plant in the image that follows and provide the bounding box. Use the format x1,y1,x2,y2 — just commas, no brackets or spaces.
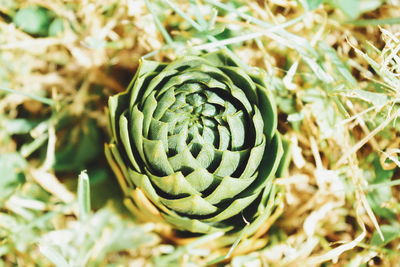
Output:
105,50,290,249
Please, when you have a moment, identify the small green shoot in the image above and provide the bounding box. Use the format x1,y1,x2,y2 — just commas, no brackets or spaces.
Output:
77,170,91,221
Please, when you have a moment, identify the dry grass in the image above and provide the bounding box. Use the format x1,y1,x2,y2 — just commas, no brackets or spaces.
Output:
0,0,399,266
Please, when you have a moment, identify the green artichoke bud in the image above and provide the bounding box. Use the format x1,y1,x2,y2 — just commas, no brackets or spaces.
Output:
106,50,289,243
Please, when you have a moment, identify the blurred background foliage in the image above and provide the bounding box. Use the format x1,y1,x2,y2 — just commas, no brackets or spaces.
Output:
0,0,399,266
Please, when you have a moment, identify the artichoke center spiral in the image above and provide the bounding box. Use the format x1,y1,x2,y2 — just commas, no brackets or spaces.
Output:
137,78,256,179
107,51,284,235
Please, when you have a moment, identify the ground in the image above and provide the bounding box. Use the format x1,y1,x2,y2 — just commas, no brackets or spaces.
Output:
0,0,399,266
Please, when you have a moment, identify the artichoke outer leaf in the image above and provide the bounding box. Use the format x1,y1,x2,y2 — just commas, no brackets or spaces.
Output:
128,59,166,108
217,125,230,150
230,87,253,114
214,149,249,178
252,107,265,146
239,137,266,179
147,171,200,196
149,118,169,151
239,133,283,196
204,173,258,205
124,190,163,223
108,92,129,144
143,138,174,175
108,144,131,184
257,176,275,213
205,90,225,109
162,213,233,234
119,111,141,172
141,91,158,137
127,168,173,215
130,105,146,165
153,87,176,120
202,49,240,67
256,85,277,143
276,137,292,178
141,69,178,102
162,56,209,72
204,192,260,222
248,71,268,88
226,111,246,151
161,71,227,94
104,143,131,193
175,81,204,95
189,65,250,97
160,195,218,216
187,64,232,85
219,66,258,105
243,184,278,237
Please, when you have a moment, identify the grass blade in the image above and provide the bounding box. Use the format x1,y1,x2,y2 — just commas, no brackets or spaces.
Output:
39,244,70,267
346,17,400,26
78,170,91,221
144,0,174,45
0,86,54,106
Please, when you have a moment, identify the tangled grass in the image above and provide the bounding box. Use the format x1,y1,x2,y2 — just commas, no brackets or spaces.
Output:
0,0,399,266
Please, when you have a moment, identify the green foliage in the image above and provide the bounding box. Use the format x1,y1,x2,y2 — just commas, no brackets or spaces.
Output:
318,42,357,87
1,0,399,265
48,18,64,37
13,6,53,36
0,0,16,10
2,118,38,135
54,119,102,172
304,0,324,10
13,5,64,37
303,0,387,19
325,0,383,19
0,188,55,259
371,223,400,246
347,17,400,26
78,171,91,221
302,88,343,139
38,172,159,267
366,156,396,220
326,0,361,19
0,153,26,201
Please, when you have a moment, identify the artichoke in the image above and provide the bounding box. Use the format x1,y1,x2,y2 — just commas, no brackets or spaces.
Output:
105,50,289,245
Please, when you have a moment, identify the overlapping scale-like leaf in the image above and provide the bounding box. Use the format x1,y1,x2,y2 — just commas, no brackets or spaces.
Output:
106,50,286,235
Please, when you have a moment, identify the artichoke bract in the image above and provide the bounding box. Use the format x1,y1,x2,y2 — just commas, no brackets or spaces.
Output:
106,50,288,242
